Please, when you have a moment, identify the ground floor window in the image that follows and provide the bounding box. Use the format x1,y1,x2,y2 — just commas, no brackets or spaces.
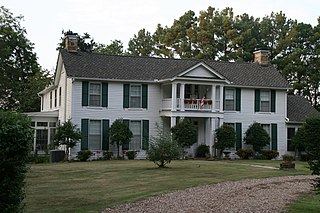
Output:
36,129,48,151
130,121,142,150
261,124,271,150
89,120,101,150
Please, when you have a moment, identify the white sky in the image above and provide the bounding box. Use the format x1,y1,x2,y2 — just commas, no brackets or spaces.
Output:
2,0,320,71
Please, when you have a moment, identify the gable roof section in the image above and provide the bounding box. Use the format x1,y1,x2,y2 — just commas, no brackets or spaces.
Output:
287,95,319,123
60,49,289,88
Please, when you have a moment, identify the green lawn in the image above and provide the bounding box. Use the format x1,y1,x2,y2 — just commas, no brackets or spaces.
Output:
287,192,320,213
25,160,311,213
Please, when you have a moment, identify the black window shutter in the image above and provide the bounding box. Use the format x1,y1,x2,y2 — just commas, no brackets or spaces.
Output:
122,119,130,150
82,81,89,106
223,87,226,110
102,120,109,150
254,89,260,112
142,120,149,150
123,84,129,108
81,119,89,150
142,84,148,109
236,88,241,111
236,123,242,150
271,124,277,151
271,90,276,112
102,83,108,107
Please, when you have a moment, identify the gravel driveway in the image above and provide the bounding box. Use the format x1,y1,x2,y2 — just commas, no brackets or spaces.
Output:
104,175,316,213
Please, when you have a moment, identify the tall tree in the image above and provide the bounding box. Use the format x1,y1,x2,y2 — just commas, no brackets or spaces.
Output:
127,28,154,56
109,119,133,158
0,6,50,112
94,40,124,55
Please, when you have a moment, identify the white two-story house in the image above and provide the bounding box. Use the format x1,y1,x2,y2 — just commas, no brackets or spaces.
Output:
26,36,318,159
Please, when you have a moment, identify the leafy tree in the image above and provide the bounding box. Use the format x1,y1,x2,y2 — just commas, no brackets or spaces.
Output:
53,119,82,160
215,123,236,158
171,119,197,148
297,115,320,191
57,30,95,52
147,126,180,167
244,122,270,153
128,28,154,56
0,111,33,212
109,119,133,158
93,40,124,55
0,6,51,112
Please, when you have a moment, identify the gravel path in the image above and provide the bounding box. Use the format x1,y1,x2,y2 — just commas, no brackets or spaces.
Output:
104,175,316,213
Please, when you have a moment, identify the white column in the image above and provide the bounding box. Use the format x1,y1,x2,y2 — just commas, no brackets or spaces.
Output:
209,118,216,157
211,85,216,112
220,85,224,112
170,116,176,128
171,83,177,111
180,83,185,111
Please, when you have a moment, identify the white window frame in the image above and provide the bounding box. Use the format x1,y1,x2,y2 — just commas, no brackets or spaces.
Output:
88,120,102,150
129,84,142,108
89,83,102,107
260,90,271,112
225,88,235,111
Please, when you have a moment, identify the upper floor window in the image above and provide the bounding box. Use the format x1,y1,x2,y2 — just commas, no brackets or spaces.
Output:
89,83,101,107
130,85,142,108
260,90,270,112
224,89,235,111
255,89,276,112
123,84,148,109
82,81,108,107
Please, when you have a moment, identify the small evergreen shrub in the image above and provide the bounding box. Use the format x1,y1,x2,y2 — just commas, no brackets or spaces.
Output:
103,151,113,160
261,150,279,160
77,150,93,161
126,151,136,160
236,149,254,159
28,155,50,164
195,145,210,158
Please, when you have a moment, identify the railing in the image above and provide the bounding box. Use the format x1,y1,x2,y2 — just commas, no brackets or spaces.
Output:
183,99,212,110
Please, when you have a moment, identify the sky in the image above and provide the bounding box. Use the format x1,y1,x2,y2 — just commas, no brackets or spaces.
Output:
2,0,320,71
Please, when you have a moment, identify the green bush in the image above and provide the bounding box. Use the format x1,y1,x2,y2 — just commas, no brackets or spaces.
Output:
103,151,113,160
126,151,136,160
147,130,181,168
28,155,50,164
282,154,294,162
0,111,33,212
261,150,279,160
244,122,270,152
77,150,93,161
195,145,210,158
236,149,254,159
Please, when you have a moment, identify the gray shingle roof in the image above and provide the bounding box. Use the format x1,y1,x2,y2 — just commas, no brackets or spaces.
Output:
287,95,319,123
60,49,289,88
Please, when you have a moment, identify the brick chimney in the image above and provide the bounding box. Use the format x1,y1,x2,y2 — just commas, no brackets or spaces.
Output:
64,34,78,52
253,50,270,65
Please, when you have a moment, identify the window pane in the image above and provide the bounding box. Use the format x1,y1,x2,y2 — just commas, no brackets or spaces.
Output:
130,97,141,108
89,94,101,106
225,89,234,100
261,101,270,112
89,120,101,150
130,121,141,150
261,124,270,150
130,85,141,96
90,84,101,94
225,100,235,111
287,128,295,151
260,91,270,101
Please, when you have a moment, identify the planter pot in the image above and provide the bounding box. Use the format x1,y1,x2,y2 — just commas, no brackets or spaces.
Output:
280,162,295,169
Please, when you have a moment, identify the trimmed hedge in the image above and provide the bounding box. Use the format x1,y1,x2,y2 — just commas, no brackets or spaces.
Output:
0,111,33,212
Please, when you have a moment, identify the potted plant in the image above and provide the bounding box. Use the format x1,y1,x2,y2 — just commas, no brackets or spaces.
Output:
280,154,295,169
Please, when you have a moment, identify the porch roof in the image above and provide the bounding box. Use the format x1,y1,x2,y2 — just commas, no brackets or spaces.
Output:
60,49,289,88
25,110,59,118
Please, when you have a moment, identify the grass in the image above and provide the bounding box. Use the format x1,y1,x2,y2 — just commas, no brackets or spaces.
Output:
287,192,320,213
25,160,310,213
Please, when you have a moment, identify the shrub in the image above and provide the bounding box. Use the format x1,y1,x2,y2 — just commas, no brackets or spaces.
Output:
261,150,279,160
126,151,136,160
236,149,254,159
147,129,181,168
77,150,93,161
282,154,294,162
0,111,33,212
215,124,236,158
195,145,210,158
103,151,113,160
28,155,50,164
244,122,270,152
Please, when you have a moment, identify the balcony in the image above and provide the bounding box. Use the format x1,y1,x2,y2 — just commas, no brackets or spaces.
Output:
162,98,221,112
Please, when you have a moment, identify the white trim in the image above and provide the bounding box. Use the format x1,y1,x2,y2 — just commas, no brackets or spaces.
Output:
177,62,226,80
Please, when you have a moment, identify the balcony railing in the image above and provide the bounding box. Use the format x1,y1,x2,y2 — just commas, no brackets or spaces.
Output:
162,98,221,111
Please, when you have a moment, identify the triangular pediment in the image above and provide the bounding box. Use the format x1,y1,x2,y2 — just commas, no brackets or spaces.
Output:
178,62,225,80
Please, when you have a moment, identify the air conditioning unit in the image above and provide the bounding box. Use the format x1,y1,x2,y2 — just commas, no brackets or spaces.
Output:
50,150,65,162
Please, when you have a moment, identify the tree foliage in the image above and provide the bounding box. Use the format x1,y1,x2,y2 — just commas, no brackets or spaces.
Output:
244,122,270,152
147,127,180,168
171,119,197,147
94,40,124,55
109,119,133,158
215,124,236,157
0,6,51,112
0,111,33,212
53,119,82,160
